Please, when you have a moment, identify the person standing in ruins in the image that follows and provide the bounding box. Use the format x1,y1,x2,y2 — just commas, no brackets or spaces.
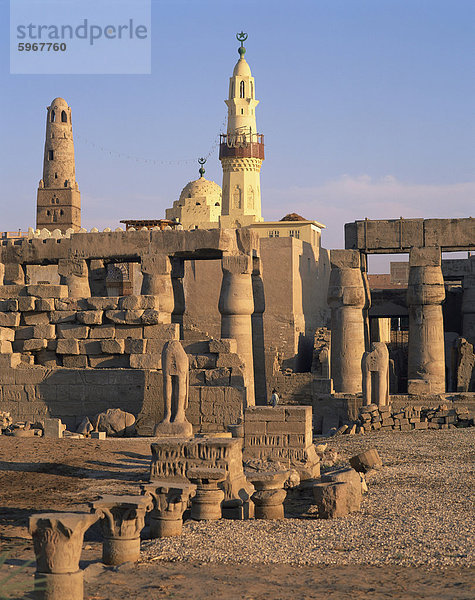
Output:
270,389,279,407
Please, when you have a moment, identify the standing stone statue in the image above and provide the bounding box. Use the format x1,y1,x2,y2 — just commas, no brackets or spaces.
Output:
153,340,193,437
361,341,389,407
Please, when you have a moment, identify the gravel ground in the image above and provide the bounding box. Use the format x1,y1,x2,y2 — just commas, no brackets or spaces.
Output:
142,428,475,568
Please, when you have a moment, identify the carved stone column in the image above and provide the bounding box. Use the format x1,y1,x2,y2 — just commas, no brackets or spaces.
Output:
171,258,185,337
218,254,255,406
58,258,90,298
187,468,225,520
327,250,367,393
251,256,267,403
142,481,196,537
248,470,288,520
462,258,475,346
407,247,446,394
141,254,173,322
29,512,97,600
91,495,152,566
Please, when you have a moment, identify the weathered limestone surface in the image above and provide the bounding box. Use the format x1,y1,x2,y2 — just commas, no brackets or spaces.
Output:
313,481,355,519
349,448,382,473
150,437,253,515
243,406,320,479
248,470,288,520
219,255,255,407
327,250,368,394
188,467,226,520
29,512,97,600
141,481,196,537
362,342,389,407
154,340,193,437
407,247,446,394
92,495,152,566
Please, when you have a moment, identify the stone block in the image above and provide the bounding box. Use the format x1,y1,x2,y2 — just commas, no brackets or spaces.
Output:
145,339,169,354
115,326,144,339
0,327,15,342
408,379,432,395
85,297,119,310
105,309,143,325
413,421,428,430
56,339,80,355
91,431,106,439
18,297,36,312
50,311,77,324
321,467,363,512
204,368,231,387
100,339,125,354
330,249,361,269
190,354,217,369
22,339,47,352
140,309,164,325
26,284,68,299
130,354,161,369
22,312,50,325
216,354,243,368
349,448,382,473
33,324,55,339
62,355,88,368
89,355,130,368
58,324,90,339
0,340,13,353
79,340,102,355
0,299,18,311
124,338,146,354
15,326,34,340
76,311,103,325
119,295,159,310
313,481,351,518
285,406,312,423
0,312,20,327
209,338,238,354
43,417,66,438
244,421,266,434
14,366,48,385
89,326,116,339
35,298,55,312
245,407,286,422
266,421,307,435
36,349,59,367
143,324,179,339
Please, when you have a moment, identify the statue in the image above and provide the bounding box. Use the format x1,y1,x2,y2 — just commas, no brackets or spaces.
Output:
153,340,193,437
361,341,389,407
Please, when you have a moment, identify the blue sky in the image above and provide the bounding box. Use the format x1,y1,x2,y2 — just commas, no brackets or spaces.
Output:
1,0,474,269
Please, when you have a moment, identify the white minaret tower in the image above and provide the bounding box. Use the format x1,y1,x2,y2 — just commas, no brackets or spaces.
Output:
219,32,264,228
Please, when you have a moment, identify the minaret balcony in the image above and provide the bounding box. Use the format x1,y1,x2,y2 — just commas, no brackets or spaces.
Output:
219,133,265,160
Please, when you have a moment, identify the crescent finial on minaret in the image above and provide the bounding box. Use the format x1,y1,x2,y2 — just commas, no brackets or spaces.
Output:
198,157,206,178
236,31,248,57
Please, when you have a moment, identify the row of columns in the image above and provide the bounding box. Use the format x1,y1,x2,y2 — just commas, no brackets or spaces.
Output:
328,246,450,395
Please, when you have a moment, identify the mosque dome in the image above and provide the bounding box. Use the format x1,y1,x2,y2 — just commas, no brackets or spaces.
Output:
179,177,222,204
233,58,252,77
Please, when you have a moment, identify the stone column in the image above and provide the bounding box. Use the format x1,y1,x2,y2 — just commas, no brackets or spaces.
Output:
171,258,185,337
58,258,90,298
91,495,152,566
251,256,266,403
219,254,255,406
141,481,196,537
407,247,446,394
462,258,475,346
248,470,288,520
29,512,97,600
141,254,173,323
327,250,367,393
187,468,225,520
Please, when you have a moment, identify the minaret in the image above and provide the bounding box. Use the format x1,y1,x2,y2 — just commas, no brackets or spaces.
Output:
219,33,264,228
36,97,81,232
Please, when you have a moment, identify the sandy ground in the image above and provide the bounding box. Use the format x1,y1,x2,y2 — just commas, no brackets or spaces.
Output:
0,430,474,599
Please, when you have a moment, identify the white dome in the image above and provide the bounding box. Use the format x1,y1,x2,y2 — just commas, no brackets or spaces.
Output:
179,177,222,204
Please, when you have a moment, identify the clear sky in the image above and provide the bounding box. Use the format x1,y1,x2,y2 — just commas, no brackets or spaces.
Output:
1,0,474,270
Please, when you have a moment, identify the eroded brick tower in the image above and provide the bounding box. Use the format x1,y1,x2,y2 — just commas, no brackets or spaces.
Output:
37,97,81,232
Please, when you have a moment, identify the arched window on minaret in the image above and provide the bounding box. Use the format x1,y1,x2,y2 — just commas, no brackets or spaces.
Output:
233,185,242,209
240,81,245,98
250,81,254,98
51,110,56,122
61,110,67,123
